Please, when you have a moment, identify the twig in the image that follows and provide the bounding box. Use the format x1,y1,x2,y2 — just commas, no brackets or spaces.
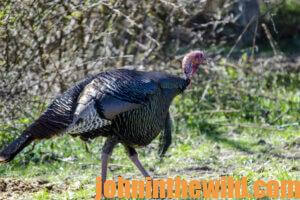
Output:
197,109,240,114
201,83,210,101
226,15,257,58
261,23,278,56
216,123,277,130
250,19,259,61
158,0,189,16
270,109,290,124
276,122,299,130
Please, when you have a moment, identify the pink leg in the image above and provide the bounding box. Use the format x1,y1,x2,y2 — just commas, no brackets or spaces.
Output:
125,145,151,178
129,154,151,177
101,152,110,184
101,137,118,197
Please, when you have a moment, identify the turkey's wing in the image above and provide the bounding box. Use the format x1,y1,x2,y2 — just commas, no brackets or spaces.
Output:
74,73,159,121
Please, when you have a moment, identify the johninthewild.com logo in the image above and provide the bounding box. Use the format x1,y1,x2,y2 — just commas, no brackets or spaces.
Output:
95,176,300,199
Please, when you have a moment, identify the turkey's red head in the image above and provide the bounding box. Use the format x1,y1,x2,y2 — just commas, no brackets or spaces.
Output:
182,50,206,79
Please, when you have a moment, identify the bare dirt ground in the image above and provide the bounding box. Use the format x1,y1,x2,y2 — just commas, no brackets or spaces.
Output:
0,178,64,200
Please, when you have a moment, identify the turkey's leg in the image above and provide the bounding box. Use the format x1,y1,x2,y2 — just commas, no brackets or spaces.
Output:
101,153,110,183
101,137,118,194
125,145,151,178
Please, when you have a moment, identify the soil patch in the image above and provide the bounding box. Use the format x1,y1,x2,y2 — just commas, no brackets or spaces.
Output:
0,178,63,199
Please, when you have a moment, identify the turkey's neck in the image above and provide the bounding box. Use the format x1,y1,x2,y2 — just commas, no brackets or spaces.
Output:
160,77,190,109
180,77,191,92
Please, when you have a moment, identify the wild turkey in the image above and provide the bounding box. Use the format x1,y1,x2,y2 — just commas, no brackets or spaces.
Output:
0,50,206,182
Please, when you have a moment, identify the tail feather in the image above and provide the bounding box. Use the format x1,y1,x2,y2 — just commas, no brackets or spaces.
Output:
0,132,33,163
0,75,95,163
0,115,67,163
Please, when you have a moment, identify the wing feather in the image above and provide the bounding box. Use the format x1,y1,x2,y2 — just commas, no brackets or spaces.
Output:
69,69,160,133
